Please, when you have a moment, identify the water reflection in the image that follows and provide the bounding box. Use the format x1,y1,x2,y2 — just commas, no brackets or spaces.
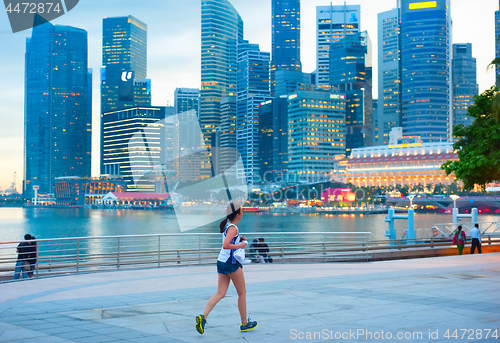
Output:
0,208,498,243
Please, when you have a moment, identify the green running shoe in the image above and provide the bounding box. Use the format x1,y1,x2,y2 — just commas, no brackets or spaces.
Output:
240,318,258,332
196,314,206,334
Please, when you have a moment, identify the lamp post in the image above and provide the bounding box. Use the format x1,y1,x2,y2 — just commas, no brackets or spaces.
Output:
450,194,460,227
407,194,415,209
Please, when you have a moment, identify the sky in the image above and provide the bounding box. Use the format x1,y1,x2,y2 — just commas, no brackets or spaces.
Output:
0,0,497,192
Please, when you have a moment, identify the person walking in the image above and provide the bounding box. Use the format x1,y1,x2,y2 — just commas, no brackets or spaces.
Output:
453,225,466,255
196,202,257,334
470,223,482,254
13,234,32,280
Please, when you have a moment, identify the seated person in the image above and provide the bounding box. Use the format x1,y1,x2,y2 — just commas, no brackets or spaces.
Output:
248,239,259,263
257,238,273,263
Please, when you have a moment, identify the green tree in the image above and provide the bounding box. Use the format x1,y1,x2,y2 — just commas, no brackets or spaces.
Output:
442,87,500,191
433,183,446,195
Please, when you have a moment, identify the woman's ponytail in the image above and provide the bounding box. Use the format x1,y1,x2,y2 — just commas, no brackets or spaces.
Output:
219,217,229,233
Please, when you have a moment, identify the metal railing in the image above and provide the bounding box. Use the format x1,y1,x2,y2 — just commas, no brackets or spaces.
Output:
2,229,499,283
0,232,371,281
429,222,500,238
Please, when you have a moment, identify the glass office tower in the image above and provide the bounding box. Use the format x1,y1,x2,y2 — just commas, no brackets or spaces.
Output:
496,0,500,85
200,0,244,149
376,6,402,146
401,0,451,142
330,31,373,153
452,43,478,127
174,88,200,117
101,16,149,174
236,42,271,182
24,22,91,199
271,0,301,95
101,16,148,113
287,91,346,177
316,4,360,90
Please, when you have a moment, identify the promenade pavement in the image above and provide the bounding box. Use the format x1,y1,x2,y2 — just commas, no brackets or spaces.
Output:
0,254,499,343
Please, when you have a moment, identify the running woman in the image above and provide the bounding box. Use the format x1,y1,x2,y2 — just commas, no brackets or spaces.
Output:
196,202,257,334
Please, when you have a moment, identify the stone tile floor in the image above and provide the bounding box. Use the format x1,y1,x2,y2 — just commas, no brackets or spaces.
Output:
1,254,499,342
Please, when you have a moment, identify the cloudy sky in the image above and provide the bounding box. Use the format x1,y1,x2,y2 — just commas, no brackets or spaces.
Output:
0,0,497,192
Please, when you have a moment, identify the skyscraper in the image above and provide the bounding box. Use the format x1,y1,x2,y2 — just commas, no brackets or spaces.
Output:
101,16,148,114
287,92,346,177
236,43,271,182
101,16,149,174
258,96,289,180
316,4,360,90
200,0,243,149
271,0,301,95
24,22,91,199
376,6,402,146
174,88,200,117
101,107,167,191
275,70,315,97
330,31,373,153
219,96,238,177
496,0,500,85
401,0,452,142
452,43,478,127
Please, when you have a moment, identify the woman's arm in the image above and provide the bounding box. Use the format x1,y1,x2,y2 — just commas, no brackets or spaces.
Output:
223,226,247,250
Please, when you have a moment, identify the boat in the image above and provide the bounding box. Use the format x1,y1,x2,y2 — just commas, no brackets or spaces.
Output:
241,206,261,213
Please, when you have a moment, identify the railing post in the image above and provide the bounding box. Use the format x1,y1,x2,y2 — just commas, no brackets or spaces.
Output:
76,239,80,273
117,237,120,270
199,235,201,265
281,234,284,260
35,239,39,277
430,236,434,249
177,250,181,264
158,236,161,267
489,235,491,245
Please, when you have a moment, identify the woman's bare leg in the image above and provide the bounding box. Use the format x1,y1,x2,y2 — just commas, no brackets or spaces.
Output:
203,273,230,319
228,268,247,325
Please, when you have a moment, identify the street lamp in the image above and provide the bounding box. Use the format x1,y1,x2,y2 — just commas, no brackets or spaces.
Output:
450,194,460,209
407,194,415,209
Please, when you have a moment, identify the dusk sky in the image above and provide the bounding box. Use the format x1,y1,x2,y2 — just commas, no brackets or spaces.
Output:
0,0,497,192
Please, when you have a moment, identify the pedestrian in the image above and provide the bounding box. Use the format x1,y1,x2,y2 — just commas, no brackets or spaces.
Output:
453,225,466,255
13,234,32,280
196,202,257,334
257,238,273,263
26,236,37,277
470,223,482,254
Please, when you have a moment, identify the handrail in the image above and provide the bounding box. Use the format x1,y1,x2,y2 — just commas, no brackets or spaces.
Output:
0,231,372,245
2,231,498,283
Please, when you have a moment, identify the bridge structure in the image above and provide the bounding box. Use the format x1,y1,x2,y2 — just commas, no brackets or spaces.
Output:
386,196,500,214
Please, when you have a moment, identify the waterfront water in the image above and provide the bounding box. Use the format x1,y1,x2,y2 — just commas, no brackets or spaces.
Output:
1,207,498,242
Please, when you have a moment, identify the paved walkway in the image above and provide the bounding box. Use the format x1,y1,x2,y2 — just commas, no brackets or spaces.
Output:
0,254,499,343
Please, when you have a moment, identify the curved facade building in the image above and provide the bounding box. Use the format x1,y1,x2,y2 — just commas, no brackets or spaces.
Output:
200,0,243,149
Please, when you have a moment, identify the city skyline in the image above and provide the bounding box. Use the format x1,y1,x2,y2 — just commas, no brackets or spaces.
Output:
0,0,497,190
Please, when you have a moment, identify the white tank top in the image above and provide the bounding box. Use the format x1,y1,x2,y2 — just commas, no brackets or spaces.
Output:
217,223,241,264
